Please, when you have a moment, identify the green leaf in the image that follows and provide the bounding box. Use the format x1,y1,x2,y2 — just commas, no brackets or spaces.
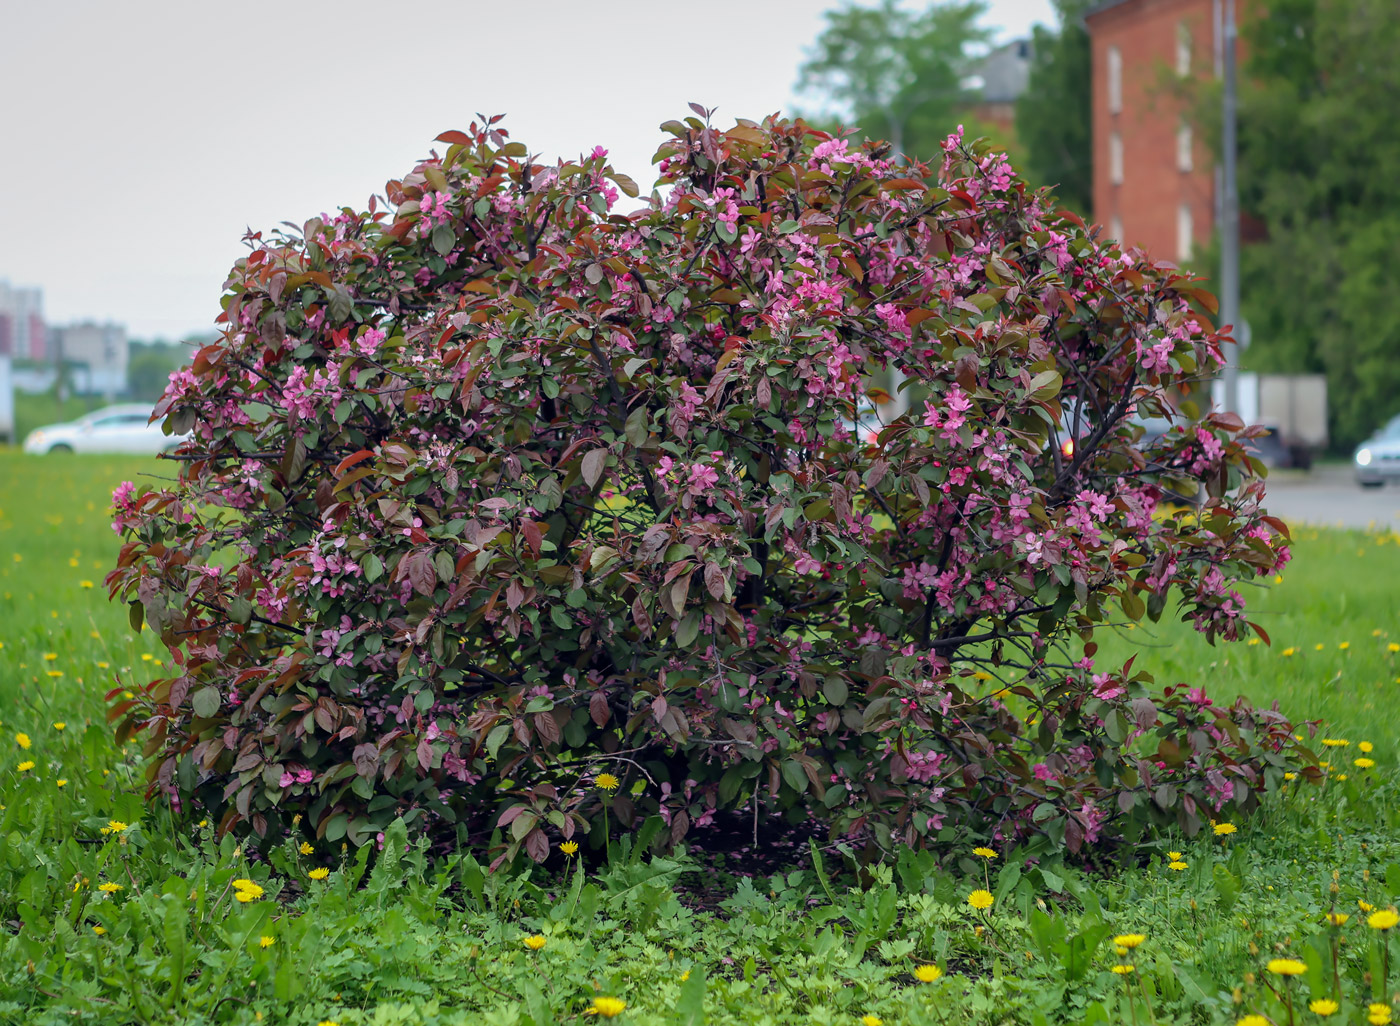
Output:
191,687,221,719
675,965,707,1026
431,223,456,255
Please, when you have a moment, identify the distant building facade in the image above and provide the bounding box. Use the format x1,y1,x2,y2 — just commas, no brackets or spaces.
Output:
0,280,47,361
965,38,1034,139
1086,0,1226,264
49,322,129,397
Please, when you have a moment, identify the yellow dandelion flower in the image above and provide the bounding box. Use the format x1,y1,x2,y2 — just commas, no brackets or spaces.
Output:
1237,1016,1269,1026
1282,647,1296,656
523,934,547,950
1314,643,1325,651
1284,772,1297,781
1113,934,1146,949
1340,642,1350,650
232,880,264,901
42,653,56,662
1327,912,1349,926
1213,822,1237,836
56,779,67,787
317,1021,341,1026
52,722,65,731
1111,964,1135,975
967,889,994,911
1368,909,1400,931
97,661,109,669
308,868,330,881
80,580,94,589
299,842,314,855
1309,1000,1339,1017
107,820,129,833
1361,900,1376,912
861,1017,883,1026
15,732,30,749
1322,738,1350,747
17,760,34,772
91,926,106,935
586,996,627,1018
972,847,998,859
1356,757,1376,769
1247,637,1260,646
1369,1003,1392,1026
913,964,942,982
1361,741,1374,753
259,935,275,948
46,670,62,678
1167,851,1183,860
595,772,620,792
140,653,153,662
1169,861,1188,871
98,882,122,893
560,841,579,855
1266,958,1307,976
1390,644,1400,654
1337,774,1348,781
679,969,690,982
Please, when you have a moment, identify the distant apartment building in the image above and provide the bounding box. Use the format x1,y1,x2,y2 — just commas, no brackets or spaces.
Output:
0,280,47,360
964,38,1034,140
1086,0,1227,264
49,322,129,397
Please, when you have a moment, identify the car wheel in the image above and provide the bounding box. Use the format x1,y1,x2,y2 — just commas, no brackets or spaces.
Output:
48,443,74,454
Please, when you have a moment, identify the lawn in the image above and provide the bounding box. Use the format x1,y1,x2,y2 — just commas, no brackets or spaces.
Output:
1,451,1397,1025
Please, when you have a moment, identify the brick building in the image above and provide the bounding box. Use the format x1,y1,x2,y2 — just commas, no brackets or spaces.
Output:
1085,0,1226,264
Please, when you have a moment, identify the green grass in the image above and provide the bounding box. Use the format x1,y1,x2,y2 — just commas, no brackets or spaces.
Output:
1088,523,1400,747
1,451,1398,1025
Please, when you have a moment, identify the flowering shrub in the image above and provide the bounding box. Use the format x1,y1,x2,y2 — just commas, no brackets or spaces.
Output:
108,109,1304,863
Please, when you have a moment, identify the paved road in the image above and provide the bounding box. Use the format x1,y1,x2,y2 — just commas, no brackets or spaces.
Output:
1259,465,1400,533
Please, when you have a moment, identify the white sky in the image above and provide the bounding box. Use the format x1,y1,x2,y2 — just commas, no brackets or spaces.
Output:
1,0,1057,342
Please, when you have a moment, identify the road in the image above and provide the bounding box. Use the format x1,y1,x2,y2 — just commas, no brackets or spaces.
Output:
1257,465,1400,533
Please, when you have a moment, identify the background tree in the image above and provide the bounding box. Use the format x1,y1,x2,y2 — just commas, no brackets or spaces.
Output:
1228,0,1400,447
796,0,991,163
128,340,196,401
1014,0,1093,216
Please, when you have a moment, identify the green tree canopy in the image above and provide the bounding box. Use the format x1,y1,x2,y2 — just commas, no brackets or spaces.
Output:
1015,0,1093,216
1233,0,1400,447
796,0,991,163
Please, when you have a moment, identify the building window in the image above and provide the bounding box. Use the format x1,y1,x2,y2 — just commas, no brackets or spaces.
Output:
1110,215,1124,244
1177,203,1194,261
1177,121,1194,172
1109,132,1124,185
1107,45,1123,113
1176,22,1192,76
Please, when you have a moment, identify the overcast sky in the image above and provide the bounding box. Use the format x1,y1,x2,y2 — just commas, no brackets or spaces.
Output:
1,0,1058,342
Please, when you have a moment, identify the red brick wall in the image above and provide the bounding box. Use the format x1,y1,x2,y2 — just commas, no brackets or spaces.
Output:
1088,0,1220,265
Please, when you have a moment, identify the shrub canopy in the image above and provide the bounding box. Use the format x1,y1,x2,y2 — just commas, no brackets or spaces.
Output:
110,111,1300,864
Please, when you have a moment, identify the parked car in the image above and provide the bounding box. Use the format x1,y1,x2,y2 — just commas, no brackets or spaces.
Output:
1355,413,1400,488
1242,424,1300,469
22,404,188,455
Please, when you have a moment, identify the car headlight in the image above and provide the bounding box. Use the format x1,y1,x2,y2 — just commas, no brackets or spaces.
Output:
1356,448,1373,467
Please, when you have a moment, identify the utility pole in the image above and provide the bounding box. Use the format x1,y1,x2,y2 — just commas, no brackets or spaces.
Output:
1219,0,1241,416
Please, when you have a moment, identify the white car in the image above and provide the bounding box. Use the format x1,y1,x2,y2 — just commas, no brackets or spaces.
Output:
1355,413,1400,488
23,404,188,455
